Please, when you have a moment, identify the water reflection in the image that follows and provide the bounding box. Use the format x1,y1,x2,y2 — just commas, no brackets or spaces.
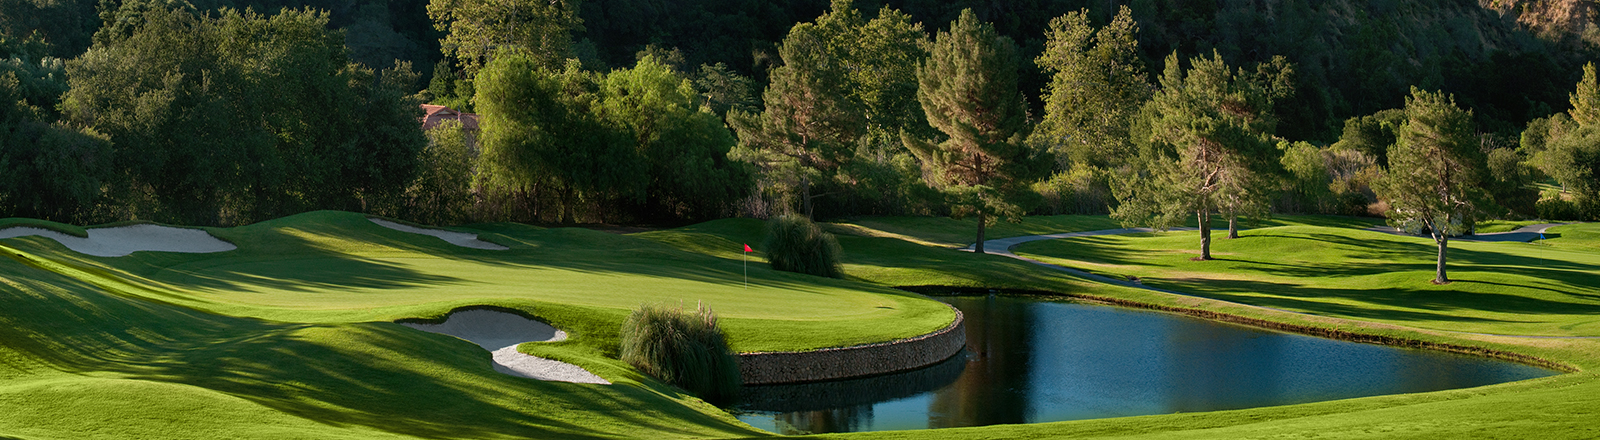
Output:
735,295,1557,435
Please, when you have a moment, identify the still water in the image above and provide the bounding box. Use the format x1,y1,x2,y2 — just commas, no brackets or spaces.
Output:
735,295,1556,434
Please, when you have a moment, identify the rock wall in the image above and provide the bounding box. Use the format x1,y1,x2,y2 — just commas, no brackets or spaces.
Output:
736,306,966,385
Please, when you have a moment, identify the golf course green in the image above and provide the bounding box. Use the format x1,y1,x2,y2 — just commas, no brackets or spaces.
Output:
2,211,1597,439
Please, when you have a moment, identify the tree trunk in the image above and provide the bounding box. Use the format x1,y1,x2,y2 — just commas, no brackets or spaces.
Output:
1227,214,1239,239
1197,209,1212,260
974,212,988,254
801,180,814,219
561,185,576,225
1434,233,1450,284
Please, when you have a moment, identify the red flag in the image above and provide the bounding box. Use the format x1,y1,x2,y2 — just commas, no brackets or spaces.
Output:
744,244,753,252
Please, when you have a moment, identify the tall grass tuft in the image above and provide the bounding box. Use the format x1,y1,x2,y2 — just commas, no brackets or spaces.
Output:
620,302,741,404
763,214,843,278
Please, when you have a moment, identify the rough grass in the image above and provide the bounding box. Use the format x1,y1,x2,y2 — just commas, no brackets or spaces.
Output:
621,304,741,404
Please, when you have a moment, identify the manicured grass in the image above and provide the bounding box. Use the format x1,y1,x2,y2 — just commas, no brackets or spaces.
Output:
1011,223,1600,337
1474,220,1546,234
0,241,763,439
0,210,954,439
5,210,1598,439
10,211,952,353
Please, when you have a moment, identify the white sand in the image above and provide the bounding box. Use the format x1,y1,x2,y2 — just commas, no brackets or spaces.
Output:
368,218,509,250
0,224,237,257
401,309,609,384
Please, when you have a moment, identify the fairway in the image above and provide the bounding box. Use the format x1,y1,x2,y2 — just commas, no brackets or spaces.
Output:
4,212,1599,439
1012,222,1600,337
0,211,957,439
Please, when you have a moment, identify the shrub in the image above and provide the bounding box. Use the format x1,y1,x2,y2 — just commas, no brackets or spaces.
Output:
1537,197,1581,221
763,214,843,278
620,303,741,404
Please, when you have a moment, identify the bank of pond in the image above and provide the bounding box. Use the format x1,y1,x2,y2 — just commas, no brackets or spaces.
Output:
734,295,1556,435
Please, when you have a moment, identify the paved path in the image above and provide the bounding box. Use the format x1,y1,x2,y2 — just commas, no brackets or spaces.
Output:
1363,223,1569,243
968,225,1600,340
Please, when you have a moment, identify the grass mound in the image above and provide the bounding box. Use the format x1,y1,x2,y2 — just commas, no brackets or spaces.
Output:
621,303,741,404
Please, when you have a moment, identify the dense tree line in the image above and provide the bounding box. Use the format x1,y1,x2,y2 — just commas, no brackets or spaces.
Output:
3,0,1599,239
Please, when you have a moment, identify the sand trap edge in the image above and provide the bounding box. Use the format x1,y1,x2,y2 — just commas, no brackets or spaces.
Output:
399,309,609,385
368,218,509,250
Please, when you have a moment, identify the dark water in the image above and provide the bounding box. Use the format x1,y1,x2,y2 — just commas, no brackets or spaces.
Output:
735,295,1557,434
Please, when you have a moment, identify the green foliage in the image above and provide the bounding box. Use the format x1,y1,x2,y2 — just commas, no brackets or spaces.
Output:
763,214,843,279
428,0,579,74
405,120,474,225
1536,125,1600,220
1331,108,1405,166
598,55,752,220
1034,6,1151,170
619,303,741,405
1569,62,1600,127
1536,195,1582,221
1114,51,1290,258
1483,145,1538,218
906,9,1049,253
476,53,639,223
62,7,427,225
1373,88,1485,283
474,52,749,223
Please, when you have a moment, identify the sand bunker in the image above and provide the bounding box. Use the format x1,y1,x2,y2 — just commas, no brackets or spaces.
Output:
400,309,609,384
368,218,509,250
0,224,237,257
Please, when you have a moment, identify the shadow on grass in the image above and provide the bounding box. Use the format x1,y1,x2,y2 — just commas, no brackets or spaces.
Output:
0,254,762,439
1013,228,1600,325
42,211,874,305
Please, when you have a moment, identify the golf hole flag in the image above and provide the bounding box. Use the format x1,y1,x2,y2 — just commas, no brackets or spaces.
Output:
742,244,751,287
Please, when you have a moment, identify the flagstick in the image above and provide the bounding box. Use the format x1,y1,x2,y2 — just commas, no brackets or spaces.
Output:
743,247,748,288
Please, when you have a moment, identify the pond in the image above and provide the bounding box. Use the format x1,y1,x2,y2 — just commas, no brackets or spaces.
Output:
734,295,1557,434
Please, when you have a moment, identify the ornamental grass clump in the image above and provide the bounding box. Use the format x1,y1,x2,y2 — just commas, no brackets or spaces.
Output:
763,214,843,278
620,303,741,404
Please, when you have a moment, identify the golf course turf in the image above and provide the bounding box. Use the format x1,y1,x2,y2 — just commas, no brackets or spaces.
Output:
1,211,1597,438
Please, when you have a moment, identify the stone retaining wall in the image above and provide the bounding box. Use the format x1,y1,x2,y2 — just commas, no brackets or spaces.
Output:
736,306,966,385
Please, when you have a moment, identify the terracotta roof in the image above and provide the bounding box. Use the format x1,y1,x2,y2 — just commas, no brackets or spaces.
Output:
420,104,479,131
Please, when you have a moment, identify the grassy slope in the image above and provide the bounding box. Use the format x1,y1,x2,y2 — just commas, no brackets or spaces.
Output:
14,211,951,353
5,212,1598,439
0,241,761,440
0,211,950,440
1012,223,1600,337
644,215,1599,439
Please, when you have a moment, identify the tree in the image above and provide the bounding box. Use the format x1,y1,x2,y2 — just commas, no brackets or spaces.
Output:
1113,51,1288,259
1033,6,1150,170
727,3,866,219
428,0,581,75
1373,88,1486,284
904,9,1047,254
63,7,426,225
599,55,751,221
475,54,641,224
1570,62,1600,127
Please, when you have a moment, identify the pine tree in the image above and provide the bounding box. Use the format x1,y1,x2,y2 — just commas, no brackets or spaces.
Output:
905,9,1048,254
1373,88,1486,284
1570,62,1600,128
1113,51,1288,259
